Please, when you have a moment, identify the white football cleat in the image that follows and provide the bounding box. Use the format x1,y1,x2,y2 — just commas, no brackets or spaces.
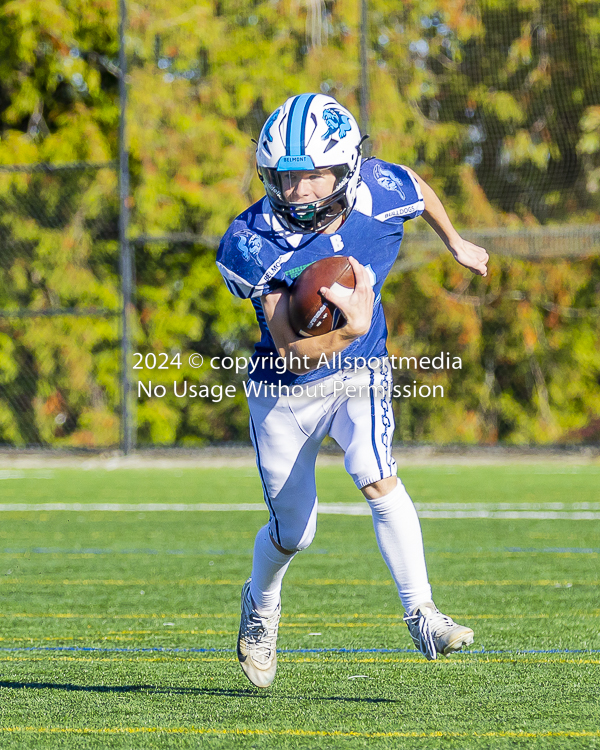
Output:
403,601,474,660
237,579,280,688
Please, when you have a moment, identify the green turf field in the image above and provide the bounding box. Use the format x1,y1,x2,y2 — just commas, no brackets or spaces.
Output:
0,464,599,748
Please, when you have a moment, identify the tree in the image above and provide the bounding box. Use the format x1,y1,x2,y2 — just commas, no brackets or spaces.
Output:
0,0,598,446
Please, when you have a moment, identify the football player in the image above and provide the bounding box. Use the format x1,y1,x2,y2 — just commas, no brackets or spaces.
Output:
217,94,488,688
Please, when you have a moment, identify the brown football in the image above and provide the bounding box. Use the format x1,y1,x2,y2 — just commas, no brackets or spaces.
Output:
289,256,356,337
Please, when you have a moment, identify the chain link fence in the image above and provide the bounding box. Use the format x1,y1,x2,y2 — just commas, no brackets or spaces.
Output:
0,162,121,448
2,0,600,450
2,161,600,450
3,193,598,451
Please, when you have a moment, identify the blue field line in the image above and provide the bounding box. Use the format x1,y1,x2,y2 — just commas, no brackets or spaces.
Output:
1,646,599,655
3,546,599,556
506,547,600,554
1,548,203,556
0,548,282,556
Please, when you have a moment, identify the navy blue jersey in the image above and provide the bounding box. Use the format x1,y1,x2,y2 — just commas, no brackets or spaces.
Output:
217,159,424,384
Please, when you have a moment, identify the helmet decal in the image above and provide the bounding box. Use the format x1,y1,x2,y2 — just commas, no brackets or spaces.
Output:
374,164,406,200
264,109,280,143
234,230,262,264
286,93,317,156
322,108,352,140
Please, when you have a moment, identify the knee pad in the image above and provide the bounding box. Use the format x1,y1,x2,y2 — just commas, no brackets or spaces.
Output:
294,515,317,551
272,506,318,553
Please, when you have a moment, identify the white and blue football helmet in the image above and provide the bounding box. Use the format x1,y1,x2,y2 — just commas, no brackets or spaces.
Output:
256,94,364,233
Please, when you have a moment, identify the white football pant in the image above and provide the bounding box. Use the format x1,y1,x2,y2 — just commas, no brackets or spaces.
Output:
247,359,432,613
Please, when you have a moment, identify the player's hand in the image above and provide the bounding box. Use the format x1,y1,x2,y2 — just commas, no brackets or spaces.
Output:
449,238,489,277
319,256,374,339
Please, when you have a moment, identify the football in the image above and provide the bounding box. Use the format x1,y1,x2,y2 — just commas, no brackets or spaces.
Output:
289,256,356,337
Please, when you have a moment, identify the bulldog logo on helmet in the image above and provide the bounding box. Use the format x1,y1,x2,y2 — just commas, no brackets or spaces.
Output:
322,108,352,140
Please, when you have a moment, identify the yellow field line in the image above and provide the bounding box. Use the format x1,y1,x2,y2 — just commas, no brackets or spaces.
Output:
1,578,597,587
0,655,598,665
94,624,414,633
0,636,220,643
0,656,238,664
102,629,233,636
0,727,598,739
1,611,598,620
327,659,600,666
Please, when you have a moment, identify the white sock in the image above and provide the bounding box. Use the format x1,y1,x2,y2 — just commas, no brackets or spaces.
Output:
367,479,432,613
249,525,296,615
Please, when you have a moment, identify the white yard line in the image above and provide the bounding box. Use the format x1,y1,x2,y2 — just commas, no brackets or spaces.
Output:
0,502,599,520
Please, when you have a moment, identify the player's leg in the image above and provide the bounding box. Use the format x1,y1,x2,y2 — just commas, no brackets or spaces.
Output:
362,476,473,659
361,476,433,613
248,389,327,602
238,387,329,687
329,360,473,659
328,361,432,611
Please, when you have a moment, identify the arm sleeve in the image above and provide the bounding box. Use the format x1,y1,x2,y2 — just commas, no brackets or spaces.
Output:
216,224,287,300
367,160,425,224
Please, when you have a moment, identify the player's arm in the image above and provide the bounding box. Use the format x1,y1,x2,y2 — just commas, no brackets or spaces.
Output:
405,167,489,277
261,257,374,375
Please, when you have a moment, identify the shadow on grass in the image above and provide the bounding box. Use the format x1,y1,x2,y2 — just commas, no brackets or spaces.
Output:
0,681,398,703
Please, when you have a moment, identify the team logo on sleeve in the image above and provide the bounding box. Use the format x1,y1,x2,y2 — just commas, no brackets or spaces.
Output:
374,164,406,200
322,108,351,140
234,231,262,264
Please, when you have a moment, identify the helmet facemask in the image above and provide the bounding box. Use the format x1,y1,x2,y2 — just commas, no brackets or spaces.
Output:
259,164,356,234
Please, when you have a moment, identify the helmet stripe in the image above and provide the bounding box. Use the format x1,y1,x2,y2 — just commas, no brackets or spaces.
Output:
286,94,316,157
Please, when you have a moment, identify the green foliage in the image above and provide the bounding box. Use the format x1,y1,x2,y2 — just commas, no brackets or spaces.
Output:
385,253,600,444
0,0,599,446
